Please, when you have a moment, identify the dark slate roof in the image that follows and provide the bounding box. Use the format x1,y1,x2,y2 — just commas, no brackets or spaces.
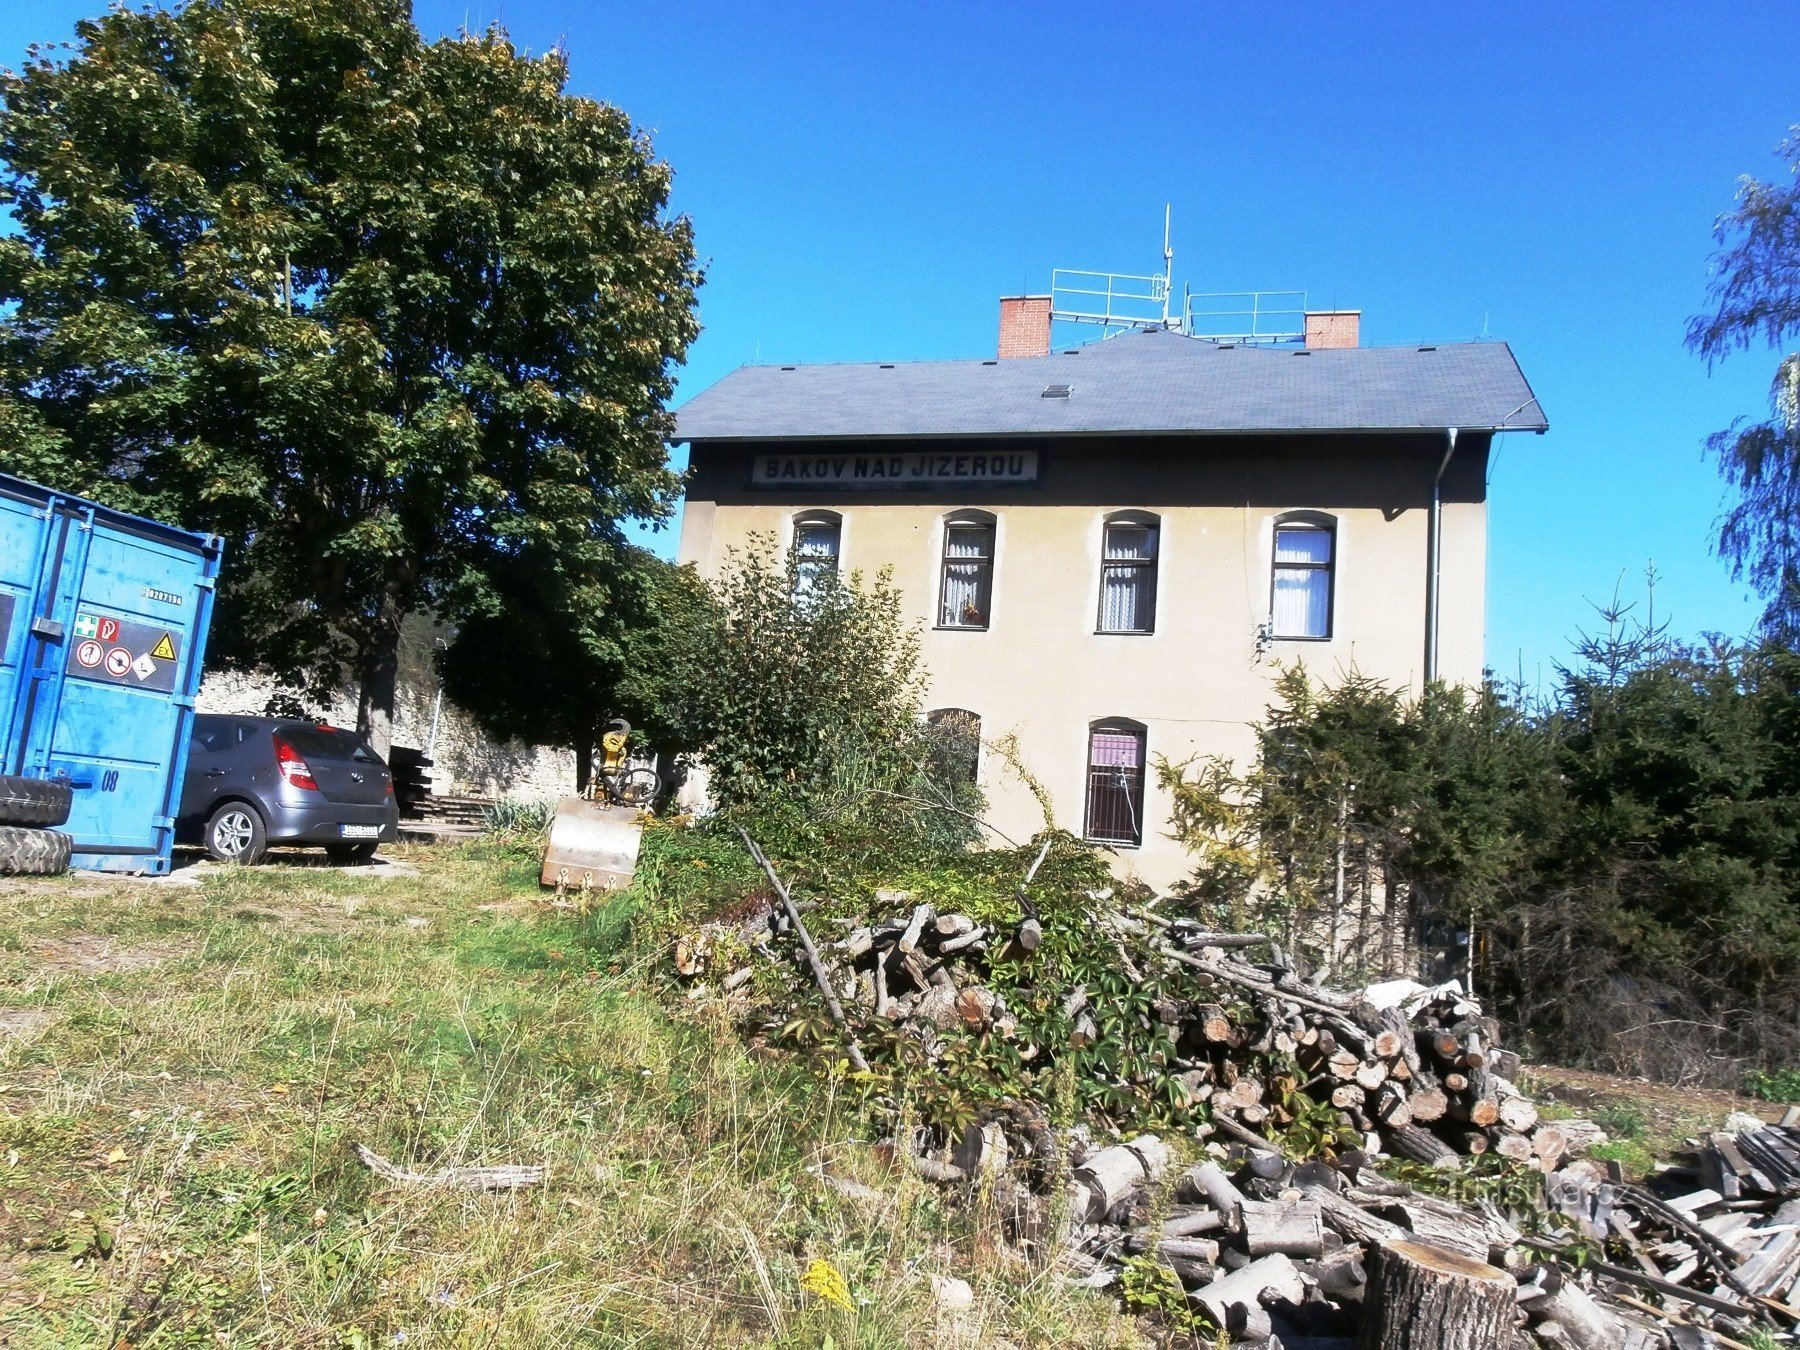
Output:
673,327,1547,442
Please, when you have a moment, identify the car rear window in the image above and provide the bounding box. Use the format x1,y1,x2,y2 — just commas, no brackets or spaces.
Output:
280,726,379,763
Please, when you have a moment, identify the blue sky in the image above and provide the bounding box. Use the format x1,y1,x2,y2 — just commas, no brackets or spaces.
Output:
5,1,1795,681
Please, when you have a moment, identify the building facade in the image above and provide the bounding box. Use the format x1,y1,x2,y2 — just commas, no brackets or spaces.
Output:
673,302,1545,889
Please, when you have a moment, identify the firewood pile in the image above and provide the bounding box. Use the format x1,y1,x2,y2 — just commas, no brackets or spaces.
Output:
802,897,1588,1174
685,849,1800,1345
1035,1120,1800,1347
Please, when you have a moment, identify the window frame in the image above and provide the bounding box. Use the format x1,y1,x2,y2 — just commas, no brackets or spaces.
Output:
790,511,842,597
1269,513,1337,642
936,511,997,631
1082,718,1147,848
924,708,982,786
1095,512,1160,636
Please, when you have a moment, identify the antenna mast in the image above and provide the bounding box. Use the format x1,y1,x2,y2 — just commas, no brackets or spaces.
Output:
1049,207,1309,345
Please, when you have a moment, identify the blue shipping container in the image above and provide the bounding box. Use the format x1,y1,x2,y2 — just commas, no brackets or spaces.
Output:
0,471,223,874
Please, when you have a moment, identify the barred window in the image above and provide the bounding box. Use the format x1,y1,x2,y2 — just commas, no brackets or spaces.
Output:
939,514,995,629
1084,719,1146,847
1098,515,1158,634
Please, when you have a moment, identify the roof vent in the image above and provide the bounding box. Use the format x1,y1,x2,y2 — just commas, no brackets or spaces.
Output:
879,363,895,369
1418,345,1437,352
1292,349,1312,356
1042,383,1073,399
780,365,796,371
981,360,998,366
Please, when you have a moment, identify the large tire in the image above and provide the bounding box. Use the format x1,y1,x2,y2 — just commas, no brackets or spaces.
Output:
0,775,73,828
204,802,268,865
0,826,73,876
614,767,660,808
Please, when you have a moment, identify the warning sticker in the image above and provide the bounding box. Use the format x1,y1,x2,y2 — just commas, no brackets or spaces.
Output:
63,610,181,694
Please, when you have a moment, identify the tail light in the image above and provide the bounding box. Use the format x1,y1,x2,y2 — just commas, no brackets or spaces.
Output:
274,733,319,791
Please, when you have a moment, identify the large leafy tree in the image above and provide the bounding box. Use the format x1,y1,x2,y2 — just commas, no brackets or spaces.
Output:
436,544,712,790
1689,129,1800,638
0,0,700,751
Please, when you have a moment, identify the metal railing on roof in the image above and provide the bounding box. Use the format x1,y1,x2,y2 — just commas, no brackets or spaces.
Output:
1184,290,1307,344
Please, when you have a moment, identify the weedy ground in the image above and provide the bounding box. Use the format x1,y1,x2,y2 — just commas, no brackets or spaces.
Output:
0,837,1137,1348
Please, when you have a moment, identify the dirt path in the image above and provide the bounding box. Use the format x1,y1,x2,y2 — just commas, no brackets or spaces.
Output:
1525,1063,1787,1139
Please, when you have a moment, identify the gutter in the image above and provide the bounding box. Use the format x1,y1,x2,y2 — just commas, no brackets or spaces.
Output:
1424,428,1458,683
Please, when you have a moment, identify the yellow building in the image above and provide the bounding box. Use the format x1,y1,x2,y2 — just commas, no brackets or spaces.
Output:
673,301,1546,889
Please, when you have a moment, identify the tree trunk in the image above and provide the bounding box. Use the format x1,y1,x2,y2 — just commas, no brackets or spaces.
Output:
356,593,404,759
1357,1239,1516,1350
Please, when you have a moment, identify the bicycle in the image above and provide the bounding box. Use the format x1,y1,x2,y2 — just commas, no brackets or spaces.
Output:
592,760,660,808
585,719,660,808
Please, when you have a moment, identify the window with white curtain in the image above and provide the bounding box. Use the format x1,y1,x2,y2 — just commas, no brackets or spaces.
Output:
938,515,995,628
792,513,840,598
1271,517,1335,639
1097,515,1158,633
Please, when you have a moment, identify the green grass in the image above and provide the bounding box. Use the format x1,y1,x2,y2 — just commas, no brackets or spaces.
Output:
0,842,1133,1347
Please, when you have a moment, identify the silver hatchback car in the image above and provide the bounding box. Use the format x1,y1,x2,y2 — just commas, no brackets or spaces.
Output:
178,715,400,864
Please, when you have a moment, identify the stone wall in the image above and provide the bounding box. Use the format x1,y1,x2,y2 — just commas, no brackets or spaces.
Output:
195,661,575,803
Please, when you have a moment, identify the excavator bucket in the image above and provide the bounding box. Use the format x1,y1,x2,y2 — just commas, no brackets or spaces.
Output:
540,796,644,891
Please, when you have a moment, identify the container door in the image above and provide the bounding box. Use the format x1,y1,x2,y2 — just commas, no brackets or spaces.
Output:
0,487,71,777
22,517,217,873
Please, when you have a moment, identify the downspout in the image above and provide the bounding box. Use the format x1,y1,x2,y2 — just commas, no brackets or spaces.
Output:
1425,427,1458,683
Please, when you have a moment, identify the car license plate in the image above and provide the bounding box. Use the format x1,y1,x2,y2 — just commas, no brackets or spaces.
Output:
339,824,381,839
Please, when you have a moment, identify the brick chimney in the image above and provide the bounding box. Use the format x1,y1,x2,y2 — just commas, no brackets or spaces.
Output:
1304,310,1361,349
998,295,1052,359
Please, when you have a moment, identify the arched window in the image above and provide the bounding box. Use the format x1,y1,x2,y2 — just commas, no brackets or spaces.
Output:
1097,512,1159,634
925,708,982,786
791,512,841,597
1084,718,1146,846
938,512,995,629
1271,512,1336,640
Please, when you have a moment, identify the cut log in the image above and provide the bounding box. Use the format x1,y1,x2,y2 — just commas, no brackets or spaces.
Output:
1497,1095,1540,1134
1241,1198,1326,1257
1188,1252,1305,1335
1534,1279,1628,1350
937,926,989,955
933,912,975,938
1072,1135,1169,1221
1409,1086,1450,1123
1223,1075,1265,1111
1554,1119,1610,1154
1187,1160,1249,1225
1354,1059,1390,1091
1449,1095,1500,1129
1197,1002,1236,1043
1493,1131,1535,1163
1530,1128,1568,1170
1356,1239,1516,1350
1161,1207,1228,1238
1385,1122,1460,1168
896,902,935,954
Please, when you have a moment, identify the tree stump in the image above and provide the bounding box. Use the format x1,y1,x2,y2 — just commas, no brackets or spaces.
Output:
1358,1239,1516,1350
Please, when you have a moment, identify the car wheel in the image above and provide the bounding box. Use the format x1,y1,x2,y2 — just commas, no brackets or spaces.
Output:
205,803,267,864
326,842,378,865
0,826,72,875
0,775,73,828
